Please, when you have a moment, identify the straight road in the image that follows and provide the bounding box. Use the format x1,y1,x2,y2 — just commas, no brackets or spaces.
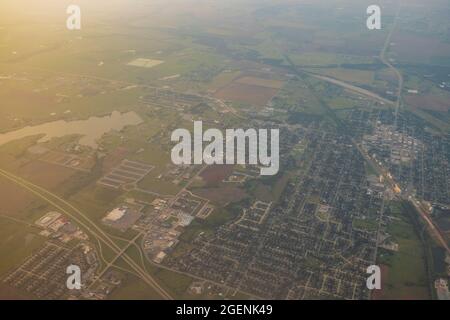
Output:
354,144,450,254
307,73,395,106
379,1,404,127
89,232,143,289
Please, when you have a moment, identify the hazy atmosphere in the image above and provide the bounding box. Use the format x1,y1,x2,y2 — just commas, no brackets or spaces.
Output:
0,0,449,302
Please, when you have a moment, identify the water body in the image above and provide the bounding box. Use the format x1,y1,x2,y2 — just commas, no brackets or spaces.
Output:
0,111,143,149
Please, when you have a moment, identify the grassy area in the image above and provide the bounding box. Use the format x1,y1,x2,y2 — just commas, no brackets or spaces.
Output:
316,210,330,222
409,108,450,133
272,78,326,115
154,268,193,298
0,218,46,276
108,271,162,300
305,67,375,85
289,52,373,66
245,170,292,204
365,162,378,177
375,201,432,299
326,96,358,110
0,135,43,159
352,217,378,232
112,244,194,299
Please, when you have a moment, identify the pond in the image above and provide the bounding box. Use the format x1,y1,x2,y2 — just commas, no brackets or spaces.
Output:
0,111,143,149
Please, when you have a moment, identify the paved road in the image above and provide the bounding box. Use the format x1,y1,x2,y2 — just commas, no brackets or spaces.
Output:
379,1,404,127
408,198,450,254
89,232,143,289
307,73,395,106
354,144,450,254
0,168,173,300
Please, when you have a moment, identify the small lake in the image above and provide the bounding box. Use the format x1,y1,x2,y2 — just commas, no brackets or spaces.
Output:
0,111,143,149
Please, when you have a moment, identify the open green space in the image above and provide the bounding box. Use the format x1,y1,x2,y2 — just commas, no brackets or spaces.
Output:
376,202,432,300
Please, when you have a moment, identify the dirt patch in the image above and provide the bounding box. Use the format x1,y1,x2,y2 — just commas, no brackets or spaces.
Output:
0,283,32,300
194,186,247,206
200,165,235,185
18,160,76,190
235,77,284,89
405,94,450,112
214,82,279,106
0,88,55,111
392,33,450,62
0,177,38,215
372,264,389,300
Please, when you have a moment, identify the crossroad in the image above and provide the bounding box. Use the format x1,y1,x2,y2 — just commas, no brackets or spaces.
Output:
0,168,173,300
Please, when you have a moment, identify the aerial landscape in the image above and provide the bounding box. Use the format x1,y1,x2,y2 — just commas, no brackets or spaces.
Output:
0,0,449,301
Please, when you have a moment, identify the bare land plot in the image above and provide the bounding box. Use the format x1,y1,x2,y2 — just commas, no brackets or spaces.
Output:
17,161,77,191
127,58,164,69
391,33,450,64
405,94,450,112
200,165,235,185
0,177,39,215
214,82,279,106
235,76,284,89
194,186,247,206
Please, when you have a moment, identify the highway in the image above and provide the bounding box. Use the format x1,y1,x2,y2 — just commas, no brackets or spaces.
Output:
89,232,143,289
0,168,173,300
307,73,395,106
379,1,404,128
